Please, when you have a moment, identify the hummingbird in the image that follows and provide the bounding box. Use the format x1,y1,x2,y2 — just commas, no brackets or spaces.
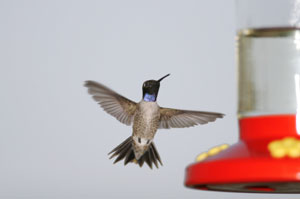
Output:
84,74,224,169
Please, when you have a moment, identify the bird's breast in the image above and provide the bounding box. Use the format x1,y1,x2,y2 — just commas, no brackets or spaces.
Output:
141,102,159,121
133,101,160,138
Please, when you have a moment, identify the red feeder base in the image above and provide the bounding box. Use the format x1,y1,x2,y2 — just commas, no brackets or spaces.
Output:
185,114,300,193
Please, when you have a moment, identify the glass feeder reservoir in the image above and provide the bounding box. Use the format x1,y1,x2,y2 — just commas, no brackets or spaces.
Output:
185,0,300,193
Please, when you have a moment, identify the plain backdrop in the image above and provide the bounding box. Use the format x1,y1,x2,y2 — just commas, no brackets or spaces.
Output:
1,0,299,198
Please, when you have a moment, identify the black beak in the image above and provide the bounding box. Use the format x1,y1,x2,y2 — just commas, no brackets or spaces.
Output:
157,74,170,82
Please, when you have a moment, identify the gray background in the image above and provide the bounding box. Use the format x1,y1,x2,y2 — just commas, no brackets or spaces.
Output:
0,0,299,198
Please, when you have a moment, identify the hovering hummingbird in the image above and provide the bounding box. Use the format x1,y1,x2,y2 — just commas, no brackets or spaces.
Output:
84,74,224,169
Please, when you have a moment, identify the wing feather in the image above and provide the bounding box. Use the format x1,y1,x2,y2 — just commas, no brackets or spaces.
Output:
85,81,137,126
159,107,224,129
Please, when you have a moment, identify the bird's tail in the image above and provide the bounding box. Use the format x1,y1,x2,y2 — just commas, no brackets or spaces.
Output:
108,136,163,169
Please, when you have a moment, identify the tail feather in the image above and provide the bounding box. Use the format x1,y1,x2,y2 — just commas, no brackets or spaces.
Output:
113,143,132,164
149,146,158,168
108,137,131,157
124,150,135,165
151,142,163,166
144,151,153,169
108,136,163,168
138,155,145,167
136,150,152,168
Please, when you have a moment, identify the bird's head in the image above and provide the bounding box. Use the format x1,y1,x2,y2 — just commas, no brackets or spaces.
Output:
142,74,170,102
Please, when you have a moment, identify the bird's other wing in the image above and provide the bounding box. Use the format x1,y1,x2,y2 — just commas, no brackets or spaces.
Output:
84,81,137,126
158,107,224,129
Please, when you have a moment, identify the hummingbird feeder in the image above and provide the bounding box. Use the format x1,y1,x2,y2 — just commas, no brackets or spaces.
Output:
185,0,300,193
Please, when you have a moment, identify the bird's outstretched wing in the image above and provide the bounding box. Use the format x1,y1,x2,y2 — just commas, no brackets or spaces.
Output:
85,81,137,126
158,107,224,129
